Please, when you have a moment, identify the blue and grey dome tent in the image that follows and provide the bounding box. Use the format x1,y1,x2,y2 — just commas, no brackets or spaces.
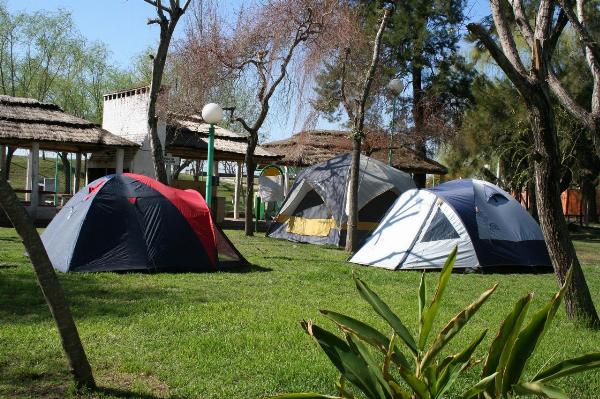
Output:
267,153,416,247
350,179,552,272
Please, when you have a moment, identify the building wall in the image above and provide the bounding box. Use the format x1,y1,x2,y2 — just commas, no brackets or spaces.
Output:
91,87,173,180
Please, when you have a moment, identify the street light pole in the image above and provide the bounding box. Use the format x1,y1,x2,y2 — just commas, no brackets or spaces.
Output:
201,103,224,211
388,97,397,165
206,123,216,209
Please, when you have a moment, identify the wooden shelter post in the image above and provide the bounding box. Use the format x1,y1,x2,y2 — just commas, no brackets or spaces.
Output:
30,142,40,218
283,166,290,196
0,145,5,175
25,147,32,201
234,161,242,219
83,153,88,186
74,152,82,193
115,148,124,174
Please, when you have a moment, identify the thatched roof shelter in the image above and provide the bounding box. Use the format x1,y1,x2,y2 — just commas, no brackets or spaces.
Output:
264,130,448,174
0,95,137,151
165,115,282,163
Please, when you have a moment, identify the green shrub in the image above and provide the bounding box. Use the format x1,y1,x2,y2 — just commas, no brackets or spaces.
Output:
269,248,600,399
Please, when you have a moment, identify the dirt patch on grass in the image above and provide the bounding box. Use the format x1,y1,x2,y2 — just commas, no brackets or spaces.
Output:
0,370,170,399
94,371,170,398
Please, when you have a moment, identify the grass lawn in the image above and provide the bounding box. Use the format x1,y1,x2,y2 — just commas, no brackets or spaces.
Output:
0,225,599,398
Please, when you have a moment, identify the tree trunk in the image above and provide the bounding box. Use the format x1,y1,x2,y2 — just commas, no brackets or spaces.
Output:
345,136,361,252
244,135,258,236
148,105,168,184
0,178,95,388
528,177,539,222
412,64,427,188
528,93,600,328
58,152,71,194
173,159,192,181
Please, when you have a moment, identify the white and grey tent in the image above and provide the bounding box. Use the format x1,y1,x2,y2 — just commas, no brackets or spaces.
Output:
267,153,416,246
350,179,552,272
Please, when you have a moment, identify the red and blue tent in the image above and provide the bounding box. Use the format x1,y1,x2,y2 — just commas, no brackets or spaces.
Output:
42,173,246,272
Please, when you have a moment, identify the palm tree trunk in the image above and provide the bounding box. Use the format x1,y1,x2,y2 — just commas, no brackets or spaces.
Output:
0,178,95,388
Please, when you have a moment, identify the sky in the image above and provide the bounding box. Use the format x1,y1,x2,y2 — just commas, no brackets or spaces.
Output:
6,0,492,141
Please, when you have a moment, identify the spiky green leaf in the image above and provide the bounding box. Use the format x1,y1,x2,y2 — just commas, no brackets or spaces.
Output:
388,380,412,399
397,365,431,399
420,283,498,369
349,336,394,399
434,329,487,399
459,372,498,399
418,272,426,337
419,246,457,350
320,310,409,368
354,274,418,356
532,352,600,383
501,268,572,395
482,293,532,395
301,320,389,399
512,382,568,399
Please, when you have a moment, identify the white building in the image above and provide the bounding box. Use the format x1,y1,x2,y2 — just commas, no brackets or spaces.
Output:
88,87,169,180
93,86,282,219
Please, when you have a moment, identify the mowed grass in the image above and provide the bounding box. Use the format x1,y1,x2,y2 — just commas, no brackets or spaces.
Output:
0,226,599,398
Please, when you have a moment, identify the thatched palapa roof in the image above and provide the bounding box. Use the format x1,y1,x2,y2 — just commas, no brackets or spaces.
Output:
165,115,282,163
264,130,448,174
0,95,137,152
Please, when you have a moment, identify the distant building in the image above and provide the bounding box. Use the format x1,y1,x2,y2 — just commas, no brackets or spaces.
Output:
91,86,280,182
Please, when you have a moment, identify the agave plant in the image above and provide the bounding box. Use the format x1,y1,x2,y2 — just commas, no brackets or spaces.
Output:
474,266,600,399
269,249,600,399
270,247,500,399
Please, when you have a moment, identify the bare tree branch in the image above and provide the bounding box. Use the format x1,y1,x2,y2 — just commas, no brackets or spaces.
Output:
339,47,355,121
534,0,554,40
490,0,527,75
144,0,172,14
547,9,568,57
557,0,600,62
511,0,534,48
467,22,531,93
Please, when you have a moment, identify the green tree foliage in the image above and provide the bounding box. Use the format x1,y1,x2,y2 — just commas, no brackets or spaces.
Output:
312,0,474,159
0,2,138,123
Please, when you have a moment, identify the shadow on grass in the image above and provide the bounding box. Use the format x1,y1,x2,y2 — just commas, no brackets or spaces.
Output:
570,223,600,242
220,263,272,273
0,271,208,324
93,386,184,399
1,369,181,399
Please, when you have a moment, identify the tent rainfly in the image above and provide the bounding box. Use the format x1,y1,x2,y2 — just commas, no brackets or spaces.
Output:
266,153,416,247
42,173,246,272
350,179,552,272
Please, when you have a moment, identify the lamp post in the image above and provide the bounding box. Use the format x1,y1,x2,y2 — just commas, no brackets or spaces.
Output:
201,103,223,209
387,78,404,166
